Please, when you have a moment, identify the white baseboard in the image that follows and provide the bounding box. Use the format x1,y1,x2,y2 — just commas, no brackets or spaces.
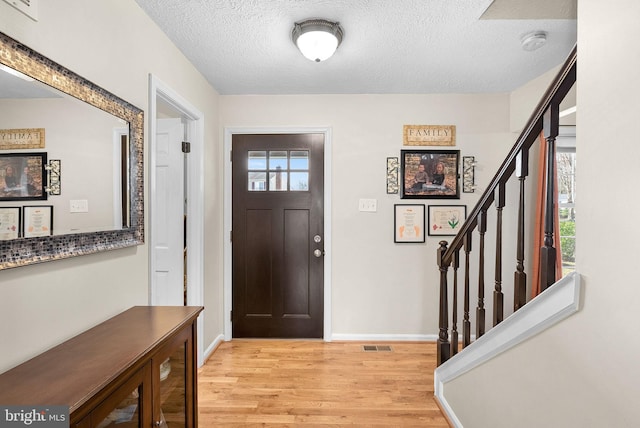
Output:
202,334,225,364
434,272,581,427
331,333,438,342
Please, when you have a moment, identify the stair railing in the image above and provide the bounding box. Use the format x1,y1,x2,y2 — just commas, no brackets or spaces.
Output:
437,45,577,365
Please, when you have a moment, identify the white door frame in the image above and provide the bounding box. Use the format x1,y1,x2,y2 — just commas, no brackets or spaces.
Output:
149,74,205,366
223,126,333,341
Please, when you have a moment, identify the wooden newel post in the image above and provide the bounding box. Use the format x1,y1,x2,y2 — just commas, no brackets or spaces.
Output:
540,107,558,292
437,240,451,366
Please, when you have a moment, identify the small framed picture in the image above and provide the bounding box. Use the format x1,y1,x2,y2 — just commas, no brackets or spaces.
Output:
23,205,53,237
428,205,466,236
400,149,460,199
386,157,399,194
394,204,425,243
0,152,48,201
0,206,21,240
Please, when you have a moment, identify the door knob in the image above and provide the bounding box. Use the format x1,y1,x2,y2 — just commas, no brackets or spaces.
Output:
313,249,323,258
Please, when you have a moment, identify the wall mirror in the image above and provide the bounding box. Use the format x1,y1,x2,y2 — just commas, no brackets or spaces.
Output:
0,31,144,269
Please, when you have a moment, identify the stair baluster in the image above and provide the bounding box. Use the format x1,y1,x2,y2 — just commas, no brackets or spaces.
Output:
476,209,487,338
494,184,506,326
463,232,472,347
540,107,559,292
514,149,529,310
451,249,460,355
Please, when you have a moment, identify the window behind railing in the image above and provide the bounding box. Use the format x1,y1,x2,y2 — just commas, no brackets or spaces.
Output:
557,127,576,276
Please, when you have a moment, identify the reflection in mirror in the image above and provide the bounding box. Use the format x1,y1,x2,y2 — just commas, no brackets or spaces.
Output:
0,69,130,233
0,31,143,269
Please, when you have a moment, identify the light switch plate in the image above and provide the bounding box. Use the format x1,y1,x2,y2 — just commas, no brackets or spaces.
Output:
70,199,88,213
358,198,377,212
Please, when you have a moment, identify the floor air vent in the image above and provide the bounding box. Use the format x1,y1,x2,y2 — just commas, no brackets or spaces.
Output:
362,345,393,352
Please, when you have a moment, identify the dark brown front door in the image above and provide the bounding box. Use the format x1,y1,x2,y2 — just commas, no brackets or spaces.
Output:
232,133,324,338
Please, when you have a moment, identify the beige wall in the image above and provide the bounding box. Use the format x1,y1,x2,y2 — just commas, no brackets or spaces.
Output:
0,0,222,373
509,65,558,132
441,1,640,426
510,63,576,133
220,94,514,336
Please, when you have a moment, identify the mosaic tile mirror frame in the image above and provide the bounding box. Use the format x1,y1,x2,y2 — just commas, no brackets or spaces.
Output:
0,31,144,269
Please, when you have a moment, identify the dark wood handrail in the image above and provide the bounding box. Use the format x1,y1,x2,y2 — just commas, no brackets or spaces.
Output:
441,45,577,265
437,45,577,366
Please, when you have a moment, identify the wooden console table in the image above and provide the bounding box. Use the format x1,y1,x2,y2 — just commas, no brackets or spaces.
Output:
0,306,203,428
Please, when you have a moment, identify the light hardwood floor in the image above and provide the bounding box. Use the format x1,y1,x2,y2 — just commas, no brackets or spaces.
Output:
198,340,450,426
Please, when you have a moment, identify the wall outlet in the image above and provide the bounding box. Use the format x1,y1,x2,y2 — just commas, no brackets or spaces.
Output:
70,199,89,213
358,198,377,212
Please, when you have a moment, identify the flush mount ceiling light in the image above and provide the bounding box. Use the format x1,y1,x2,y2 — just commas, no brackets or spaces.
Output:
521,31,548,51
292,18,344,62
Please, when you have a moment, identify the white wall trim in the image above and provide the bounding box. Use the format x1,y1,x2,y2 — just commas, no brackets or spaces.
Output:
331,333,438,342
148,74,206,367
223,126,333,341
434,272,582,427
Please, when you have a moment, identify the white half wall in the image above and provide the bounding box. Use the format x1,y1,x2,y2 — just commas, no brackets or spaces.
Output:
435,273,581,427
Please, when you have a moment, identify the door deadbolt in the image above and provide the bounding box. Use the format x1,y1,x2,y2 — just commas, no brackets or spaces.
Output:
314,235,322,243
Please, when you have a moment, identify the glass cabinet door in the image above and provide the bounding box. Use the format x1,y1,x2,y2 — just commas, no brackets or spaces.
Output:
153,326,194,428
95,387,141,428
89,364,152,428
156,342,186,427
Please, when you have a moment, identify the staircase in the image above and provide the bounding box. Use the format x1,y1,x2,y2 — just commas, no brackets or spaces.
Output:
436,45,577,366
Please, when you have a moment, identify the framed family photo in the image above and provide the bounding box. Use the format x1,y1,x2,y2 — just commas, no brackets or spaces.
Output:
428,205,467,236
394,204,425,243
400,149,460,199
0,152,48,201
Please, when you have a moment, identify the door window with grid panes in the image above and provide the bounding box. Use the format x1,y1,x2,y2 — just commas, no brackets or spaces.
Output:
248,150,309,192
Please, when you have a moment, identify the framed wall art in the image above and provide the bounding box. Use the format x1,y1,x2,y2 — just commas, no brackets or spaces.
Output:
394,204,425,243
386,157,399,194
0,206,21,240
0,152,48,201
0,128,45,150
23,205,53,237
400,149,460,199
428,205,466,236
462,155,476,193
403,125,456,146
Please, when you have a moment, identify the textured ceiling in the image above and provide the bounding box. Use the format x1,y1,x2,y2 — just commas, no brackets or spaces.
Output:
134,0,577,95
